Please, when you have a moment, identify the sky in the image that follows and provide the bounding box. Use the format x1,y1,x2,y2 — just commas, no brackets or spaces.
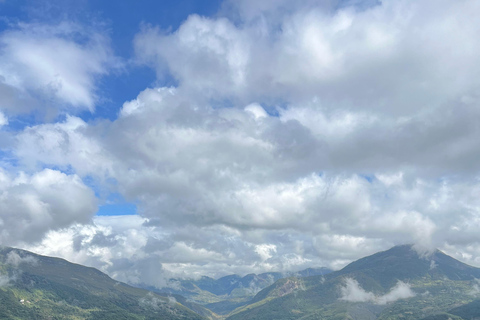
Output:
1,0,480,287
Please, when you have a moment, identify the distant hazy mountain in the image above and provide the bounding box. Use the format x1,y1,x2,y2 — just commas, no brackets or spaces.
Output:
227,245,480,320
145,267,332,315
0,246,206,320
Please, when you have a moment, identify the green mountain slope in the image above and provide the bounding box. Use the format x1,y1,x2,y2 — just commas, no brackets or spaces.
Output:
0,246,206,320
427,299,480,320
227,245,480,320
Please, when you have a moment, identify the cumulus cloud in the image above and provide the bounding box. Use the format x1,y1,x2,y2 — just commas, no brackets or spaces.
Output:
0,22,120,117
17,87,480,239
26,215,175,287
135,16,250,100
255,244,277,261
136,0,480,115
0,168,97,244
12,81,480,279
15,115,114,176
340,278,415,304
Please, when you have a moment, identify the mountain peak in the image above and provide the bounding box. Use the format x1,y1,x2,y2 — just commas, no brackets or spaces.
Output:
337,244,480,288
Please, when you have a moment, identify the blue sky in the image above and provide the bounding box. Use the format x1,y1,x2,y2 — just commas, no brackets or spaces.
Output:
2,0,480,282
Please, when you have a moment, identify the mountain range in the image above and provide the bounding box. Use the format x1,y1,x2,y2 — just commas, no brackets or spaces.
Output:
2,245,480,319
144,267,332,315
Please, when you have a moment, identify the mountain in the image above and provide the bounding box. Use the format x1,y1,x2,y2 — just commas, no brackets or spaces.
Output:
0,246,206,320
227,245,480,320
445,299,480,319
146,267,332,315
336,244,480,284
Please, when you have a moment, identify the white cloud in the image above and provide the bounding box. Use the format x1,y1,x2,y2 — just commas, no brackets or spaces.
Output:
245,103,268,120
135,16,250,99
469,279,480,296
340,278,415,304
0,22,120,115
136,0,480,116
6,250,38,267
376,281,416,305
0,168,97,244
0,111,7,127
15,115,114,176
11,81,480,278
339,278,375,303
255,244,277,261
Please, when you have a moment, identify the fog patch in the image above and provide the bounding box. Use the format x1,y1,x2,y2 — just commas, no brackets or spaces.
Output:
0,274,10,287
139,293,165,310
251,275,277,294
468,279,480,296
164,279,182,291
236,279,263,296
247,281,262,295
339,278,415,305
412,244,436,259
6,251,38,267
0,270,19,287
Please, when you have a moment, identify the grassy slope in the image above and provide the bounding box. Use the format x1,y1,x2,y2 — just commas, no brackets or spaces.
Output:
0,247,206,320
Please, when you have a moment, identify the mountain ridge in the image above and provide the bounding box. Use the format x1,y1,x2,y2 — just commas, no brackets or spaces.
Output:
0,246,208,320
226,244,480,320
